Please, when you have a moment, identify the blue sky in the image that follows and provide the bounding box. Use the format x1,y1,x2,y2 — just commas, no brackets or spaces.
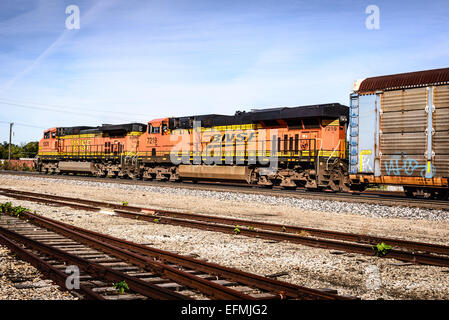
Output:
1,0,448,144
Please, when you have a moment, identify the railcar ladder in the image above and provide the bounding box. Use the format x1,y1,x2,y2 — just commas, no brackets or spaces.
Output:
349,93,359,174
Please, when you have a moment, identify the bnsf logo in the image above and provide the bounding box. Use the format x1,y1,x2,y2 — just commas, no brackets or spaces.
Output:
208,132,256,143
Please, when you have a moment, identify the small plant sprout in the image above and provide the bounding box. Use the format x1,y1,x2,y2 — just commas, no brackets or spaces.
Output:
0,202,13,214
373,242,392,257
121,201,128,207
298,230,310,237
135,215,140,220
247,225,255,231
153,218,160,223
233,225,241,235
13,206,28,218
0,202,29,217
282,226,287,232
113,280,129,294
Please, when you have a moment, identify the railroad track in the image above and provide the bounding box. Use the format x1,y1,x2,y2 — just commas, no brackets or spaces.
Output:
1,170,448,210
1,187,449,268
0,202,356,300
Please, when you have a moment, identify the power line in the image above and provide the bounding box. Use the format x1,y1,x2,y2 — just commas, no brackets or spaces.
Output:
0,97,153,119
0,100,146,122
0,120,46,129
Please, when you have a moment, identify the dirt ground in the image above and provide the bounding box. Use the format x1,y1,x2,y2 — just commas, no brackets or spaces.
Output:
0,175,448,300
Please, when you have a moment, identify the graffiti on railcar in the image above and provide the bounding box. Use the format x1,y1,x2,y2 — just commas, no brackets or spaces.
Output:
384,153,436,178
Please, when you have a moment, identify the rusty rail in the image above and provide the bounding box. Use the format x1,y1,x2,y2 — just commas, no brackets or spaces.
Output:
0,225,187,300
0,229,104,300
15,212,257,300
1,187,448,268
0,171,448,210
22,212,353,300
0,206,355,300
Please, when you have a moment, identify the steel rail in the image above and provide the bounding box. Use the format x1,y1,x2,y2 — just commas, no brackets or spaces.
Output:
1,188,449,258
0,224,188,300
123,212,449,267
0,229,104,300
16,211,255,300
18,211,356,300
129,210,449,256
1,171,448,210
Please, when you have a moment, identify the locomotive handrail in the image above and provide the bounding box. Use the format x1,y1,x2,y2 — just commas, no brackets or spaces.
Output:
44,137,343,166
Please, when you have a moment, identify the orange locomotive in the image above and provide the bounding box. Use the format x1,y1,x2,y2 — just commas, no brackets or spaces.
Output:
37,123,146,176
37,103,349,191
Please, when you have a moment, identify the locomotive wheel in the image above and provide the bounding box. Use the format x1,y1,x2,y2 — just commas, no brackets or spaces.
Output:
328,174,351,192
326,161,350,192
306,187,324,192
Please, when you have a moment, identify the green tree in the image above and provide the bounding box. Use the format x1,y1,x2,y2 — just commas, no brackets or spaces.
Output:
0,141,38,159
21,142,39,158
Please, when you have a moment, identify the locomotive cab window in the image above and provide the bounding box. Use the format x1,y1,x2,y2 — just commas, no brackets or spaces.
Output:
44,132,50,139
151,126,160,134
51,132,56,139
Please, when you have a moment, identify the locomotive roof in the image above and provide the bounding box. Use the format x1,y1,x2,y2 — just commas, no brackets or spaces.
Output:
172,103,348,128
57,123,147,136
249,103,348,122
52,103,348,134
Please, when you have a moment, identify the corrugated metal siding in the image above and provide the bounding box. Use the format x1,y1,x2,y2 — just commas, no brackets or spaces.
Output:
381,87,427,112
381,132,426,154
434,85,449,132
433,85,449,177
434,109,449,131
434,85,449,109
434,131,449,154
381,110,426,133
435,156,449,176
380,88,427,177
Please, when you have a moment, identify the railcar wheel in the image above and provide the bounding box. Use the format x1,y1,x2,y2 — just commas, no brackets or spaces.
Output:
404,187,416,198
404,187,435,199
434,189,449,200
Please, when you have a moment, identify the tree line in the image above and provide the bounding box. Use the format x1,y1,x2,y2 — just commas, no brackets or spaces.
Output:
0,141,39,159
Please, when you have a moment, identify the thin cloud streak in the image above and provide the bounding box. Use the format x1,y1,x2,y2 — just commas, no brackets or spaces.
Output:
0,0,117,92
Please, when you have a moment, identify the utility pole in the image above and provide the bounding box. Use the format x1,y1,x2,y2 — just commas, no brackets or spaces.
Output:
8,122,13,161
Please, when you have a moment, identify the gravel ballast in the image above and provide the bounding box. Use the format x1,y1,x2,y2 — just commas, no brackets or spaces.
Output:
0,174,448,300
0,245,77,300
